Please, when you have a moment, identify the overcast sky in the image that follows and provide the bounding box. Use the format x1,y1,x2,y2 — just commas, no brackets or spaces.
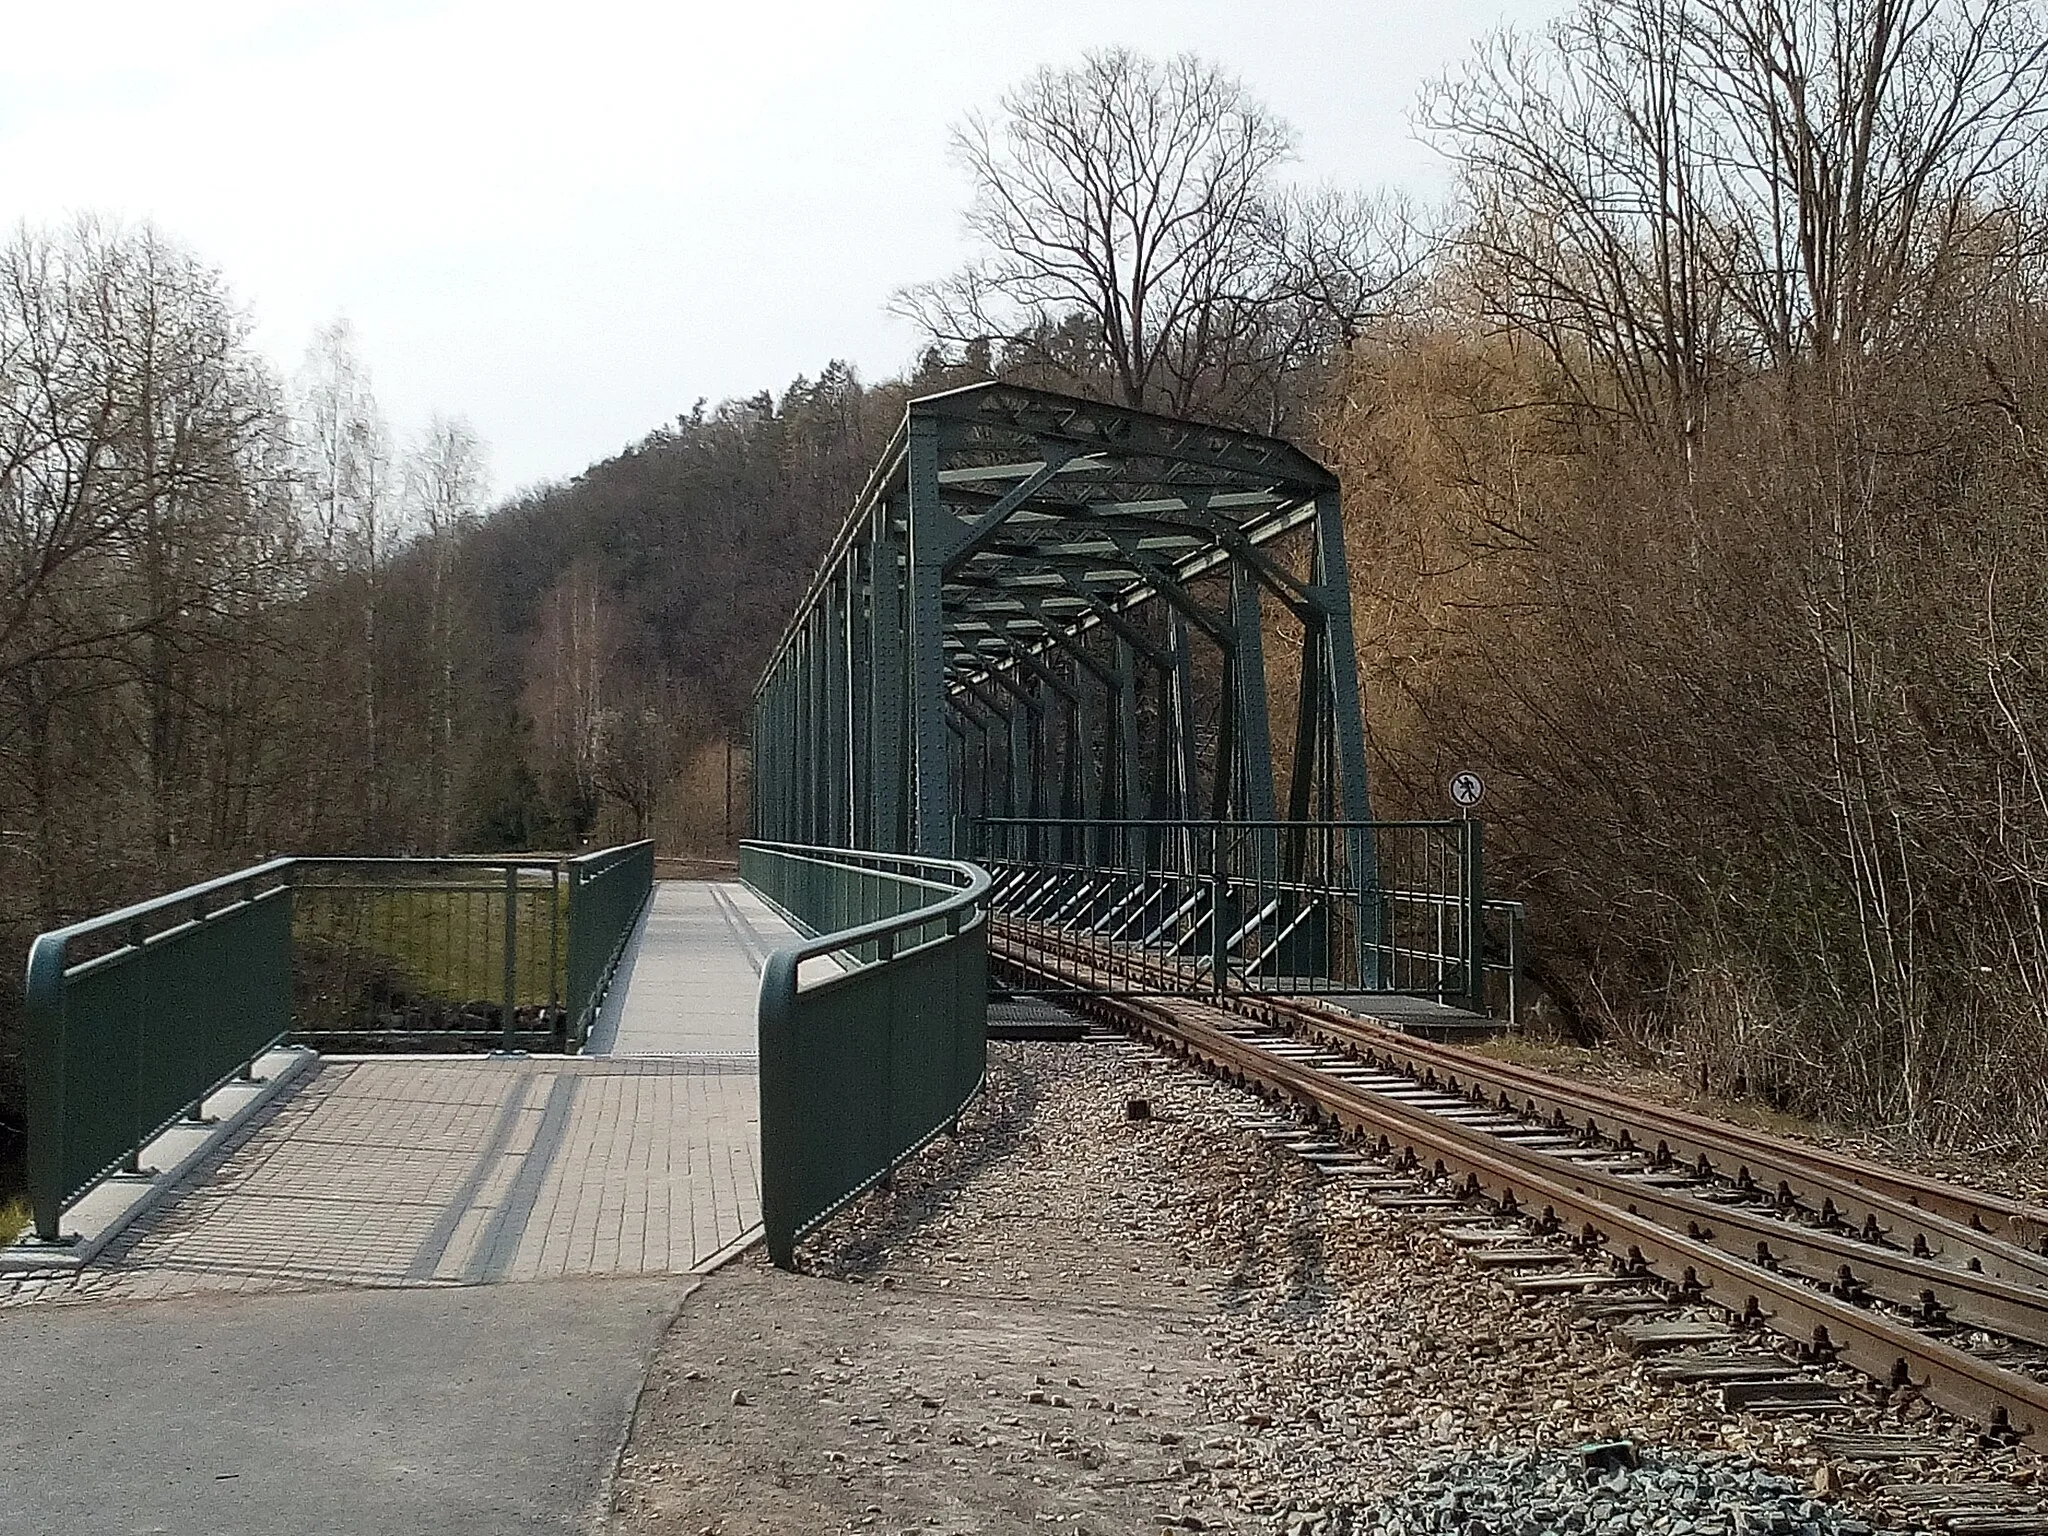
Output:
0,0,1566,495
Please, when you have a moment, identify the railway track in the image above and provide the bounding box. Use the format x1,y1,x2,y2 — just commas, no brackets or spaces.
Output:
990,921,2048,1455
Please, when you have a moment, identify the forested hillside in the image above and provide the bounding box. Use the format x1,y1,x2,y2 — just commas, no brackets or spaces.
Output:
445,365,926,853
8,2,2048,1161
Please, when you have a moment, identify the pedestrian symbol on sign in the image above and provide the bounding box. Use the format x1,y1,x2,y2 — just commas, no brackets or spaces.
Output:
1447,771,1485,811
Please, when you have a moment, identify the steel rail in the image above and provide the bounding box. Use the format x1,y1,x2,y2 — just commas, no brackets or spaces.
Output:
995,925,2048,1346
1253,1023,2048,1343
995,915,2048,1279
1270,995,2048,1261
1010,957,2048,1450
1241,1003,2048,1348
1256,993,2048,1274
993,935,2048,1447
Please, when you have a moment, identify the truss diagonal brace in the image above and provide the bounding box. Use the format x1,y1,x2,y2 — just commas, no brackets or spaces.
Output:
1049,572,1176,672
940,444,1078,568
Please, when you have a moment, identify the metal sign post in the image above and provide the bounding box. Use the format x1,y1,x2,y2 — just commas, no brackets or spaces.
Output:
1447,770,1485,812
1446,771,1486,1013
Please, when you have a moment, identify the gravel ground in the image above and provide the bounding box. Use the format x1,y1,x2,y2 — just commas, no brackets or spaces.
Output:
607,1038,2045,1536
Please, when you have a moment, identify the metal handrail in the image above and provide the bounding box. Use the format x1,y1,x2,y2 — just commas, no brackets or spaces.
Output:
563,841,657,1049
22,842,654,1243
27,858,298,961
747,840,990,958
979,816,1475,831
743,840,990,1269
25,860,298,1243
975,815,1516,1016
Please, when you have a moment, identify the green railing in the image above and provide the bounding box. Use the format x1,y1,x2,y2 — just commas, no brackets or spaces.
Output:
291,845,653,1052
741,840,990,1270
566,841,657,1048
292,858,574,1052
21,842,654,1243
25,861,296,1244
976,817,1521,1017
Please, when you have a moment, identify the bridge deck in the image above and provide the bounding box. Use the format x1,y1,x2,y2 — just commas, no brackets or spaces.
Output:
22,881,792,1302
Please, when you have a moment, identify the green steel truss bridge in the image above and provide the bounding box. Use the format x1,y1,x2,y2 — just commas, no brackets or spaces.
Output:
752,382,1373,852
8,384,1509,1297
741,385,1518,1262
750,382,1511,1013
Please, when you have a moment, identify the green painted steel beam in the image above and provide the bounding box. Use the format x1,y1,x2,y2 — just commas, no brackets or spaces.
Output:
748,382,1384,882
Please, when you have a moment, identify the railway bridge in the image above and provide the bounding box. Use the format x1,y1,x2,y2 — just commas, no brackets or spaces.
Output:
9,384,2048,1516
5,381,1508,1293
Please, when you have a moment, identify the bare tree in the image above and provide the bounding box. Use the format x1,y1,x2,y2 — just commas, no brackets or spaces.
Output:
1425,2,1726,458
524,562,610,843
293,320,394,838
95,223,295,877
293,320,389,573
594,676,686,841
403,413,488,851
1426,0,2048,432
1693,0,2048,368
897,49,1413,429
0,219,298,909
1371,0,2048,1138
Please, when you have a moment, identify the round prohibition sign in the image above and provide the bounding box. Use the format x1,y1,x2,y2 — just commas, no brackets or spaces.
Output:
1447,770,1485,810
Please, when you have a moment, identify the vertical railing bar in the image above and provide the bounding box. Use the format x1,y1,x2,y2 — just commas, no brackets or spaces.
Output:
126,917,149,1168
1462,819,1486,1016
550,863,562,1014
501,865,519,1052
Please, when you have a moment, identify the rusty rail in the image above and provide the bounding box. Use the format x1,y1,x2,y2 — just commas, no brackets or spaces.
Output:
994,928,2048,1450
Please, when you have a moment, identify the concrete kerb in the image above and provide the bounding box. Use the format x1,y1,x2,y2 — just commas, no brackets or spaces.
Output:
688,1223,764,1276
0,1043,318,1274
587,1276,704,1534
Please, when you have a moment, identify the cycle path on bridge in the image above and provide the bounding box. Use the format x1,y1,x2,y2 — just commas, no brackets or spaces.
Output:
0,879,795,1536
6,880,787,1300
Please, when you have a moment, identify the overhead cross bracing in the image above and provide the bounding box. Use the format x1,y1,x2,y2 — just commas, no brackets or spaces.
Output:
751,382,1375,858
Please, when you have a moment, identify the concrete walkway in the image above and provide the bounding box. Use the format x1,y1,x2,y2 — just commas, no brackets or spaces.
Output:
0,879,801,1534
586,881,782,1057
2,882,790,1305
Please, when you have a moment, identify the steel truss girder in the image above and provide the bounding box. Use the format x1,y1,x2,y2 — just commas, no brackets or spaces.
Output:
752,383,1374,856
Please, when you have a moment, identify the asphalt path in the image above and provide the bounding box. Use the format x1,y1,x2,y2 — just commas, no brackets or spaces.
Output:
0,1275,689,1535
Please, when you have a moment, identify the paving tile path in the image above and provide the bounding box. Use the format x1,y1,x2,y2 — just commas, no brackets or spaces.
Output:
0,879,801,1534
11,880,792,1306
586,879,781,1057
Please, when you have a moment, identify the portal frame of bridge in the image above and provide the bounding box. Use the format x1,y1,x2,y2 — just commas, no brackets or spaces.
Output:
751,383,1376,868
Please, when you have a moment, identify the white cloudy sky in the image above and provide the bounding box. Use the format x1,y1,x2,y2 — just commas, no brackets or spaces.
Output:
0,0,1565,493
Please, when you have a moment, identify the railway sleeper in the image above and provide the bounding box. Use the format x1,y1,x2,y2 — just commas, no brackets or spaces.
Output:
1048,979,2048,1453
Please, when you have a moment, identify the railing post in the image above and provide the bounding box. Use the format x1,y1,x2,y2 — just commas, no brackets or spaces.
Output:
1463,819,1486,1015
502,865,519,1053
24,930,67,1242
1507,905,1521,1029
1435,885,1446,1002
1209,825,1227,1001
127,919,151,1165
239,877,261,1078
549,863,562,1012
